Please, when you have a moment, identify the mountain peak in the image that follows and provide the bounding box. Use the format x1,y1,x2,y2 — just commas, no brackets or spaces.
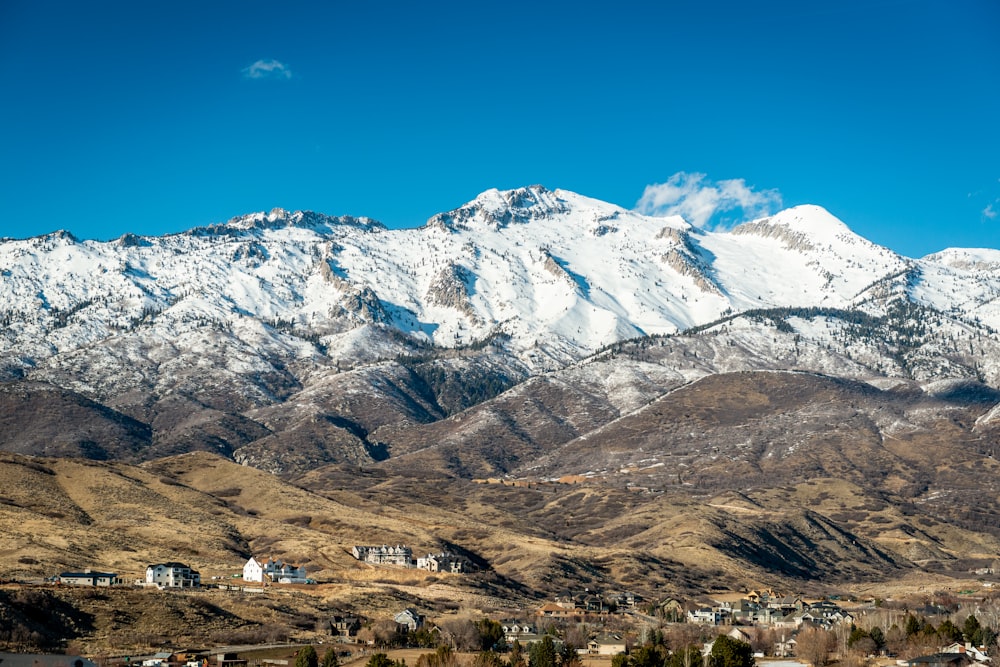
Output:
730,205,873,253
427,185,570,231
742,204,848,233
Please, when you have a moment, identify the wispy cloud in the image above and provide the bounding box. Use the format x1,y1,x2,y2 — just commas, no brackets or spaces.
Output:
242,59,293,80
635,172,782,229
976,178,1000,222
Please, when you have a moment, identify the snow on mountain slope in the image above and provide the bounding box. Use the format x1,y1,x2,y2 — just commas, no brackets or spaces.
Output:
0,186,998,401
710,205,908,307
912,248,1000,331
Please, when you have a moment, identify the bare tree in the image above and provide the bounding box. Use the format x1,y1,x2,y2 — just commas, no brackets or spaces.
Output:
372,619,402,648
664,623,704,650
749,628,776,657
563,624,590,651
437,618,480,651
795,627,833,667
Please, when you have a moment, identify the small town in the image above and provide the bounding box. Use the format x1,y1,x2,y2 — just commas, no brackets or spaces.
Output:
4,546,999,667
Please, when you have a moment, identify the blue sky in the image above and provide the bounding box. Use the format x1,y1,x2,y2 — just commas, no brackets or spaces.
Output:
1,0,998,258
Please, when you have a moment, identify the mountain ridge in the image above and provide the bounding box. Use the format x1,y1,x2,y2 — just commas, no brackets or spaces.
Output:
1,185,999,478
3,187,1000,609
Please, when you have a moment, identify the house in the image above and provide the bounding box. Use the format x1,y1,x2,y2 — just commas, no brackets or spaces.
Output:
58,570,122,587
769,596,804,613
727,628,752,644
416,552,466,573
658,598,686,622
608,591,642,609
770,612,799,630
729,599,760,623
746,589,776,605
907,654,974,667
502,622,537,645
394,608,423,631
330,615,362,637
242,556,307,584
586,634,626,656
687,607,722,625
941,644,991,663
537,602,579,618
575,594,607,613
213,653,248,667
791,602,852,630
145,562,201,588
774,636,797,657
353,545,414,567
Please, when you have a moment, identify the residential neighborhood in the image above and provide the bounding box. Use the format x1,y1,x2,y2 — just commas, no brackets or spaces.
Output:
686,591,853,631
33,552,1000,667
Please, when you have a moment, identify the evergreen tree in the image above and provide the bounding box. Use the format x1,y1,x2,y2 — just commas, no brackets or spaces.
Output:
937,620,962,644
710,635,754,667
558,641,581,667
476,619,506,651
975,626,997,649
630,644,667,667
964,615,982,643
321,648,339,667
847,627,869,648
295,647,319,667
869,627,886,651
529,636,558,667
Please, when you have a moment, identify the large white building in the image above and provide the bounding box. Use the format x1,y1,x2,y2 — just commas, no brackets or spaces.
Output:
352,545,414,567
145,562,200,588
242,556,307,584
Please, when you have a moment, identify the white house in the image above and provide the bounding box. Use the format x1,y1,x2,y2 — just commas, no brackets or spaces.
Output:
503,623,536,645
145,562,200,588
394,608,423,631
942,643,991,663
687,607,722,625
243,556,307,584
774,636,797,657
58,570,122,587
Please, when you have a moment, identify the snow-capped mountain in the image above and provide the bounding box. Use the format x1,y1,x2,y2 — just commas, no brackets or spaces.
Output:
2,185,1000,471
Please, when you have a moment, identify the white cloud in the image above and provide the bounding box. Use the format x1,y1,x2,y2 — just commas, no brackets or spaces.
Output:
984,203,998,220
242,59,293,80
635,172,782,229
